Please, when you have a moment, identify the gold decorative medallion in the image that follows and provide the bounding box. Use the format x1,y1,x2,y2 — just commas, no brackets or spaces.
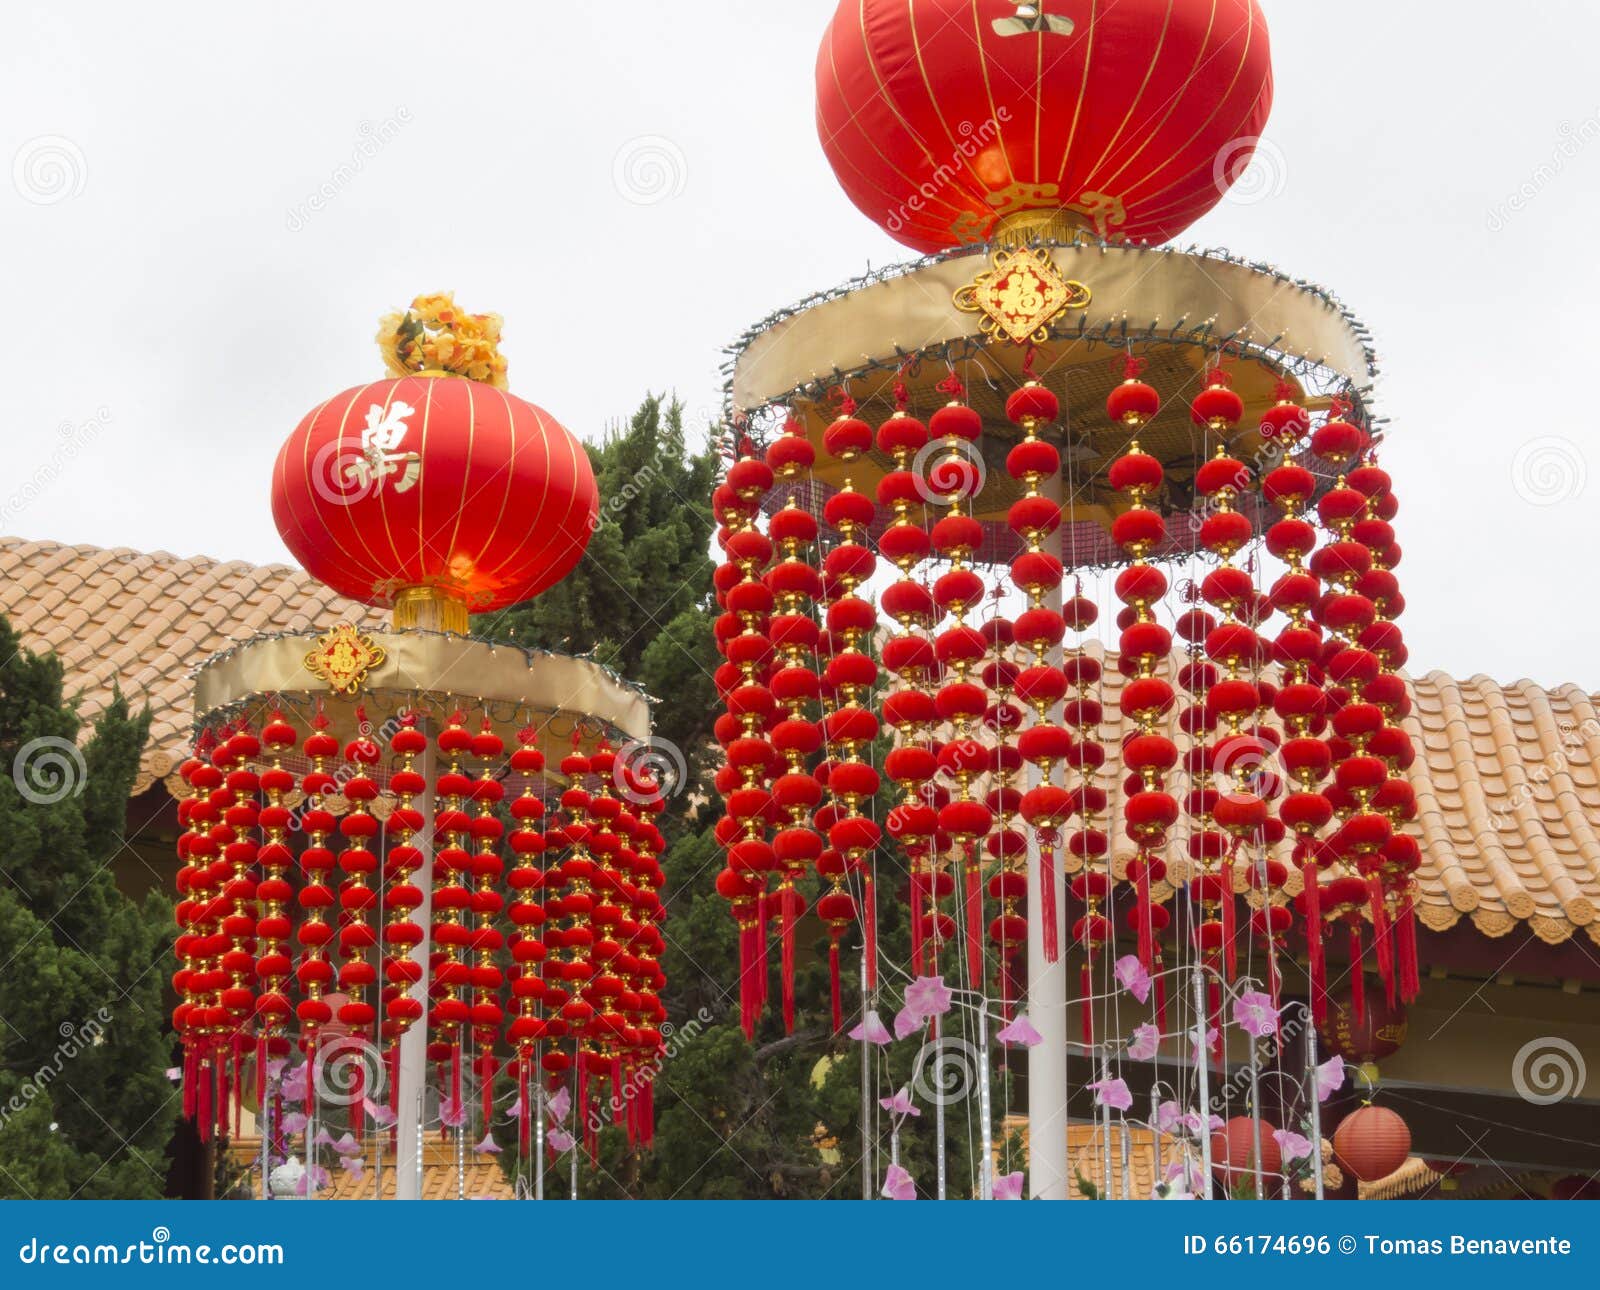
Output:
304,623,386,695
954,246,1091,346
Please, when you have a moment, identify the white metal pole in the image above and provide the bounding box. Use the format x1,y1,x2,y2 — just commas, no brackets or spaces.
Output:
1194,965,1214,1199
861,947,873,1199
1306,1012,1325,1201
395,727,435,1201
1026,474,1069,1199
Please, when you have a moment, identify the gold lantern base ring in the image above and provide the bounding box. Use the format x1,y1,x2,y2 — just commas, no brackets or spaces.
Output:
392,585,471,635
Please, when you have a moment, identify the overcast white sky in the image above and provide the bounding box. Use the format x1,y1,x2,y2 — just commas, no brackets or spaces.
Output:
4,1,1598,689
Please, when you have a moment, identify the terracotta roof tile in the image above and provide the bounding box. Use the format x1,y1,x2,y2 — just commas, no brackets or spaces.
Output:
1,534,385,794
3,534,1598,949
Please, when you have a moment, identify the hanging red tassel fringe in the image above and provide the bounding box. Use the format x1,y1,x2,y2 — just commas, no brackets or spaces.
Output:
1041,839,1060,964
1397,895,1420,1002
1134,859,1154,971
1302,857,1326,1026
1367,873,1396,1007
863,872,877,990
964,848,984,996
828,939,842,1034
910,871,927,975
1220,857,1238,981
780,892,798,1034
1348,922,1366,1028
1079,961,1094,1045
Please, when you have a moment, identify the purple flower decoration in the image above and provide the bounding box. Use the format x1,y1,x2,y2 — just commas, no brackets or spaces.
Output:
881,1163,916,1201
1273,1128,1314,1162
904,974,953,1019
1189,1023,1219,1062
280,1111,308,1136
879,1087,920,1118
548,1127,575,1153
294,1164,331,1195
848,1010,893,1045
892,1006,926,1041
474,1132,502,1155
1315,1054,1346,1102
331,1132,360,1157
1155,1100,1182,1134
363,1097,396,1128
1233,990,1279,1039
1127,1023,1160,1061
506,1094,525,1121
439,1095,466,1129
281,1064,308,1104
1114,954,1152,1004
1089,1077,1133,1112
996,1014,1043,1048
548,1085,572,1123
338,1155,365,1178
993,1171,1024,1200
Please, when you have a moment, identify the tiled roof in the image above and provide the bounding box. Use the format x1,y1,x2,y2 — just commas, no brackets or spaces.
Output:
3,535,1598,948
227,1137,516,1200
0,535,386,798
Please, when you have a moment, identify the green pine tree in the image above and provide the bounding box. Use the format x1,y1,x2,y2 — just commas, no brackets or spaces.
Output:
0,617,177,1199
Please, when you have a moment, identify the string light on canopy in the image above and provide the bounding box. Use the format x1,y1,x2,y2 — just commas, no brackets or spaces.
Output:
172,295,670,1200
716,0,1417,1199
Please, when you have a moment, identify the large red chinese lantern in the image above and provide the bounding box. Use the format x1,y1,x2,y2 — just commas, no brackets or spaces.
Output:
817,0,1273,252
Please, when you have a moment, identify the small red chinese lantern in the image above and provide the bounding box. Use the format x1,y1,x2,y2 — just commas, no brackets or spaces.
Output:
1332,1104,1412,1182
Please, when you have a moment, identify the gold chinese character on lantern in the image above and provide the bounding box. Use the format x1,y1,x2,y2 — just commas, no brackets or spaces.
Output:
304,623,387,695
954,246,1091,346
345,400,422,494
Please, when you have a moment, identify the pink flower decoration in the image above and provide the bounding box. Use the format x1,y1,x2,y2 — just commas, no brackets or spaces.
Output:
1273,1128,1314,1162
1127,1023,1160,1061
439,1096,466,1129
993,1171,1025,1200
1156,1100,1182,1134
848,1010,893,1046
547,1086,572,1123
879,1087,920,1118
892,1006,926,1041
1190,1024,1219,1061
280,1111,308,1136
1315,1054,1346,1102
281,1065,308,1104
338,1155,365,1178
903,974,953,1019
331,1132,360,1157
1114,954,1152,1004
313,1126,337,1148
996,1014,1043,1048
1090,1078,1133,1112
164,1067,182,1083
881,1163,916,1200
548,1127,575,1153
1233,990,1279,1039
363,1098,396,1128
474,1132,502,1155
295,1164,331,1195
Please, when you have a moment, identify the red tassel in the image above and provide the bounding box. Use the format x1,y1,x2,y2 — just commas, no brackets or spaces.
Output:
197,1061,212,1143
781,891,797,1034
1041,839,1060,964
738,921,755,1040
829,939,842,1033
1135,859,1153,970
254,1037,268,1114
964,849,984,996
755,893,770,1020
1348,922,1366,1028
1302,858,1326,1026
182,1047,197,1121
519,1061,531,1154
1398,896,1420,1002
1367,876,1396,1008
911,872,927,975
216,1054,230,1142
1079,962,1093,1045
1221,857,1238,981
863,873,877,990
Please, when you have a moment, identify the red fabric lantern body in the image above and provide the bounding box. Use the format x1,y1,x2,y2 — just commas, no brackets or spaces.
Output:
816,0,1274,252
1332,1104,1412,1183
272,376,598,615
